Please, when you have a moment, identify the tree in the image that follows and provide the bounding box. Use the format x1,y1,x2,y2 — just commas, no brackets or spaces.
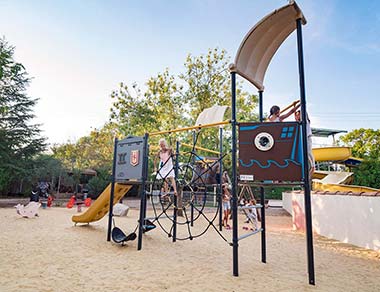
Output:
109,48,259,159
16,154,65,195
179,48,258,123
0,38,46,194
339,128,380,189
53,48,259,186
110,68,189,137
87,166,112,198
52,122,117,170
352,159,380,189
339,128,380,159
178,48,258,159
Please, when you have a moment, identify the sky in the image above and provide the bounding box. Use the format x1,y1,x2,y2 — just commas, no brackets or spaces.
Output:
1,0,379,146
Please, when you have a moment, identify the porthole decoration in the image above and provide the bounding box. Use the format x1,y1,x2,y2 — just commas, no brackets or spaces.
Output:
254,132,274,151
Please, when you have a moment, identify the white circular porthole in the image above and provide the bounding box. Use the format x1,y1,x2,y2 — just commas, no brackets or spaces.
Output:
254,132,274,151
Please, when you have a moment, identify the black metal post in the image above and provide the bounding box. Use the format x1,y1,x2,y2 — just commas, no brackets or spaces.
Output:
138,134,149,250
259,90,263,120
259,90,267,263
296,18,315,286
219,127,223,231
231,71,239,276
172,140,179,242
107,138,118,242
191,131,195,226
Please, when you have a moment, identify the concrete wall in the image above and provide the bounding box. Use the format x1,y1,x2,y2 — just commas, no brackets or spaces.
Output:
283,191,380,251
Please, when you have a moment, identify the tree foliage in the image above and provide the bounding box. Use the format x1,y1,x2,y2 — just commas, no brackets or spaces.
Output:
52,48,259,187
339,128,380,159
0,38,46,193
52,122,117,171
109,48,259,163
87,166,112,197
110,69,187,136
339,128,380,189
51,123,118,195
352,159,380,189
110,48,258,135
179,48,258,123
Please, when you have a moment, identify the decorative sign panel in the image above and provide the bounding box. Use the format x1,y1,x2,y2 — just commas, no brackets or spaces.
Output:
239,122,303,182
115,136,145,182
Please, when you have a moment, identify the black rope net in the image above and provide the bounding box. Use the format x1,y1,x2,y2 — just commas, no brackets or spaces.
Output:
148,133,231,244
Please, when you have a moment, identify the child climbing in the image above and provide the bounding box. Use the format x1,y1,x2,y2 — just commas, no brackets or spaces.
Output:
154,138,178,196
243,198,258,231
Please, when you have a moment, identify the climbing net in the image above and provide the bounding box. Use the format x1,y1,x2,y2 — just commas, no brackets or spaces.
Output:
147,132,231,243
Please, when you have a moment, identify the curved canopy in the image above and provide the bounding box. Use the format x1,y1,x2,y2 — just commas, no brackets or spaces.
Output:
231,1,306,91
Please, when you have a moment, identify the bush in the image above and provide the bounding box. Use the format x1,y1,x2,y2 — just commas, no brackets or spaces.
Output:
263,187,294,200
87,167,111,198
240,186,293,201
353,159,380,189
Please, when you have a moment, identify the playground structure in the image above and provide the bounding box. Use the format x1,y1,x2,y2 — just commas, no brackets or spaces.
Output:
71,1,316,285
229,1,316,285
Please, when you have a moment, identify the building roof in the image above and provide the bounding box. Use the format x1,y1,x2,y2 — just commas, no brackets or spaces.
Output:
311,128,347,137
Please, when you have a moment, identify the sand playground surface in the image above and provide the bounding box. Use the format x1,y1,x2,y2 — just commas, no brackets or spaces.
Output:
1,203,379,292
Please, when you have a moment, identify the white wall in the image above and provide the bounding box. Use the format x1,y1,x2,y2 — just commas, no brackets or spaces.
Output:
282,192,380,251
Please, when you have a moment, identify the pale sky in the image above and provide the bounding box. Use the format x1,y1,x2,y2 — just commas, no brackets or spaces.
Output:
1,0,379,146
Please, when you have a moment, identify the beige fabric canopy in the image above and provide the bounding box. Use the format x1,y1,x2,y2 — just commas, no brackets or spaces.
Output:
230,1,306,91
195,105,229,126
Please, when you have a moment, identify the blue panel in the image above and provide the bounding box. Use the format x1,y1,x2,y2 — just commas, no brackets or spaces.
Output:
240,125,259,131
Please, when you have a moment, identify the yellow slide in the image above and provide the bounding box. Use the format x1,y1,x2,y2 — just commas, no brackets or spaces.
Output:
312,146,351,162
312,181,379,193
312,147,379,193
72,183,132,224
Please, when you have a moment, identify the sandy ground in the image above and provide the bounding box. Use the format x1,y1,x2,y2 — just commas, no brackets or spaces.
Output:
1,204,379,292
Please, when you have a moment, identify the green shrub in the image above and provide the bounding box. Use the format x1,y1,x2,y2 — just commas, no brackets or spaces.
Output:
87,167,111,198
353,159,380,189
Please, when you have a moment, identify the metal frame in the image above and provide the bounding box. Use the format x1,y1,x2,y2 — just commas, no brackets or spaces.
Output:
229,10,315,286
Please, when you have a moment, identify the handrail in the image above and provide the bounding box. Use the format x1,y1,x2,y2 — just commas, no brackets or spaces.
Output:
149,120,230,136
280,99,300,114
180,142,220,155
266,99,300,121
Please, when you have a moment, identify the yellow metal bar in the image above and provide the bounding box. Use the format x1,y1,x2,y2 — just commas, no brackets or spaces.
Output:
149,120,230,136
280,99,300,114
180,142,220,155
266,99,300,121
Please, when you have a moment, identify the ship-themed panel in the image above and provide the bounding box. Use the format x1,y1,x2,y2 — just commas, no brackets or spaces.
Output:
238,122,304,182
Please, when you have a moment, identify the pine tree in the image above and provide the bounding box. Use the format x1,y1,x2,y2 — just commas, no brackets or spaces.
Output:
0,37,46,194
